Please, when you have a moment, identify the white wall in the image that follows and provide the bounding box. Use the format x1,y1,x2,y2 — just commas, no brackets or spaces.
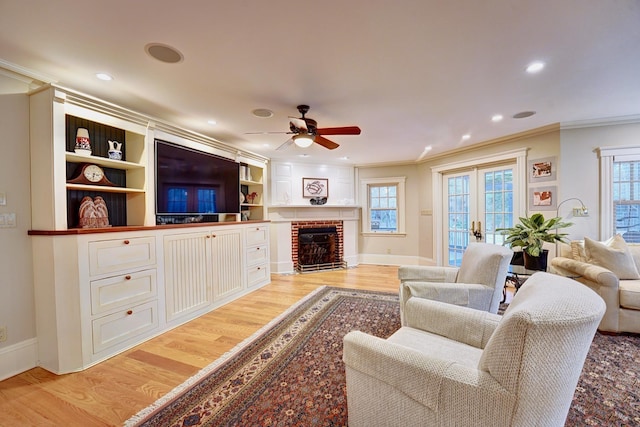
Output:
0,74,36,370
560,121,640,240
269,160,355,206
356,163,422,265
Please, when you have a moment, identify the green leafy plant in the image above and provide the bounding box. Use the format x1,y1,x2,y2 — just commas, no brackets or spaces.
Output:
497,213,573,257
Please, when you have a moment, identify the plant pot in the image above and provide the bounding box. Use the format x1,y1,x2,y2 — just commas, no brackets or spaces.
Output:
523,250,549,271
510,251,524,266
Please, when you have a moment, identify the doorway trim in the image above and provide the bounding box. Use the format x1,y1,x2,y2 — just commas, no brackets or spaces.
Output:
431,148,528,265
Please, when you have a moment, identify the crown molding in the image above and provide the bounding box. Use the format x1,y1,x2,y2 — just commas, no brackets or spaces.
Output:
561,114,640,129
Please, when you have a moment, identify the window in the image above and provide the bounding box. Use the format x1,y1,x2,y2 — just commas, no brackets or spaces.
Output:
598,146,640,240
613,160,640,242
360,177,406,234
370,185,397,231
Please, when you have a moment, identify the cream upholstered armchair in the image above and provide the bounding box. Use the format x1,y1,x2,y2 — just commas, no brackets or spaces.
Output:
398,242,512,321
343,272,605,427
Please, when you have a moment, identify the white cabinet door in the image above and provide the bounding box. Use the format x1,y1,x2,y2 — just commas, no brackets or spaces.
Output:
211,228,244,300
163,231,212,321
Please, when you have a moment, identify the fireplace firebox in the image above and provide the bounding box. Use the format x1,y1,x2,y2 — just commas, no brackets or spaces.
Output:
296,226,346,272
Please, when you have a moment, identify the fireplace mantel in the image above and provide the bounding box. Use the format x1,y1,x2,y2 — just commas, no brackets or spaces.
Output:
268,205,361,274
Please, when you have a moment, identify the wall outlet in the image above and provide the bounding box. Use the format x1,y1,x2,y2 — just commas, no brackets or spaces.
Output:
0,326,6,342
386,248,391,254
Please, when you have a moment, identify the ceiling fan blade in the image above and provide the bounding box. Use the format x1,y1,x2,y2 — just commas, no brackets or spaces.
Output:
276,138,294,151
317,126,361,136
289,117,307,132
314,135,340,150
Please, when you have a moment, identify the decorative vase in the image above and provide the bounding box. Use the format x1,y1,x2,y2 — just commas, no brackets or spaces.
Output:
108,140,122,160
523,249,549,271
74,128,92,156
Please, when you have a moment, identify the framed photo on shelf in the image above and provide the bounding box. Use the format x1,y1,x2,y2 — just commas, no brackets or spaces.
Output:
302,178,329,198
528,156,557,182
529,186,557,211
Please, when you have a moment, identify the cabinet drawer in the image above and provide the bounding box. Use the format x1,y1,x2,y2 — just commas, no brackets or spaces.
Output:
246,245,268,266
92,300,158,354
246,226,268,246
89,236,156,276
247,263,269,288
90,269,157,315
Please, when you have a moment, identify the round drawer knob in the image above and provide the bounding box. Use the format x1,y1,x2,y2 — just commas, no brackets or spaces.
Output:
125,275,131,280
126,310,133,315
123,240,130,245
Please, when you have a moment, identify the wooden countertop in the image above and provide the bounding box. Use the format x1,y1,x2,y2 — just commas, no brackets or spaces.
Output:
28,220,270,236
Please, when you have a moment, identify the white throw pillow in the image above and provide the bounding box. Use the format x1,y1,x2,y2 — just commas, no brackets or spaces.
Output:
584,234,640,279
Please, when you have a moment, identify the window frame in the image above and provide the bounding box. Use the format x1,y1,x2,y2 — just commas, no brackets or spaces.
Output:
360,176,406,236
597,145,640,239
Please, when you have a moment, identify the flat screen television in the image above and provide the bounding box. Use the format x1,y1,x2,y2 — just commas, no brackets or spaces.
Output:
155,139,240,218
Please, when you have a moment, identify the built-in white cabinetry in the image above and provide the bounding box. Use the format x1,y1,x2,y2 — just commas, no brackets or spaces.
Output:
31,222,270,374
164,231,211,321
246,225,270,288
88,237,159,355
241,164,265,221
163,226,246,324
28,84,272,375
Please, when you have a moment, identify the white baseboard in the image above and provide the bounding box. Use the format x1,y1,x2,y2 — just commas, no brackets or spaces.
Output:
0,338,38,381
358,253,435,266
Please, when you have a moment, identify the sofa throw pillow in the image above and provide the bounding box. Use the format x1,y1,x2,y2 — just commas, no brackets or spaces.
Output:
570,240,587,262
584,234,640,279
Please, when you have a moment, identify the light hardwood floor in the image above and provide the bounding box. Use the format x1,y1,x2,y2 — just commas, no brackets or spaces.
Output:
0,264,401,426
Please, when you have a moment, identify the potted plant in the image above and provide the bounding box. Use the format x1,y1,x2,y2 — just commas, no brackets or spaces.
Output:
497,213,573,271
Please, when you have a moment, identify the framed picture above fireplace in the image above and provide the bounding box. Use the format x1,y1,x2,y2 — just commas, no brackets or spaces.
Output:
303,178,329,198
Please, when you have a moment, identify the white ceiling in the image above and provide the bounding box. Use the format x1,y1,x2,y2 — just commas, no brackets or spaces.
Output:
1,0,639,165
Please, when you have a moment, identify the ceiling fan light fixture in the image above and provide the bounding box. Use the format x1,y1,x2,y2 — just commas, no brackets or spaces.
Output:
293,133,314,148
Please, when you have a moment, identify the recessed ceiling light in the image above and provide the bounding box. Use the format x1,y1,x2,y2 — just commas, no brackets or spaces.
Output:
462,134,471,141
96,73,113,81
145,43,184,64
207,119,217,125
526,61,545,73
491,114,503,122
252,108,274,118
513,111,536,119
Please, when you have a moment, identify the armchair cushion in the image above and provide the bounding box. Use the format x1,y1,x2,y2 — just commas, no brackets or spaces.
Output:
584,234,640,279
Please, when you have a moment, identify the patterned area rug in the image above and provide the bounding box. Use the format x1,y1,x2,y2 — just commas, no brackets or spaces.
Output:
124,286,401,426
125,290,639,426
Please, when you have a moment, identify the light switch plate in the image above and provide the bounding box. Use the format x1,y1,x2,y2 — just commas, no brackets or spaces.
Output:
0,213,16,228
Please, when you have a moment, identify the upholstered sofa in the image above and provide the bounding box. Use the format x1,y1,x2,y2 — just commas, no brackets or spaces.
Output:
551,234,640,334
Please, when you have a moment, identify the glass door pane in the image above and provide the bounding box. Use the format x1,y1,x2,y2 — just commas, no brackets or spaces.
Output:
443,165,516,266
446,174,472,266
481,167,514,245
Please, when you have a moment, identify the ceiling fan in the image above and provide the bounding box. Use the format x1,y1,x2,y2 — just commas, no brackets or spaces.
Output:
248,105,361,150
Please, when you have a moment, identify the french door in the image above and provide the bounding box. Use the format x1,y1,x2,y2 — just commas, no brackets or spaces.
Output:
444,165,517,266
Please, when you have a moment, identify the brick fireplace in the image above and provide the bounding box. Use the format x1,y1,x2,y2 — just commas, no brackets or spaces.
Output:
292,220,345,271
268,205,360,274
